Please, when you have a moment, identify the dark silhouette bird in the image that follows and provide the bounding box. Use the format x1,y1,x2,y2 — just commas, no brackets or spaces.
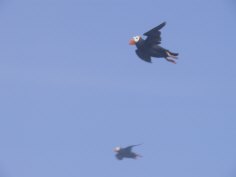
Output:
113,144,142,160
129,22,179,64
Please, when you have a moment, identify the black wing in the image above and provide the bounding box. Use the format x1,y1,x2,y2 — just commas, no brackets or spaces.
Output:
135,49,151,63
143,22,166,45
116,154,123,160
123,144,142,152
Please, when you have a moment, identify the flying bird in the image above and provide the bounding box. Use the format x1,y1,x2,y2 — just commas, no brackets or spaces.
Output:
113,144,142,160
129,22,179,64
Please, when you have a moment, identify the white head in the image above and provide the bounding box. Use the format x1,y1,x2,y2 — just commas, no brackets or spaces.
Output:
113,146,121,152
133,36,141,42
129,36,141,45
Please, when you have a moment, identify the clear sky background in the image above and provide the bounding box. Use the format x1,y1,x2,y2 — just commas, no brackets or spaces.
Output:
0,0,236,177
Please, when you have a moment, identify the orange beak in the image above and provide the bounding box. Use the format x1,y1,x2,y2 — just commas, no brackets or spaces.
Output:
129,38,136,45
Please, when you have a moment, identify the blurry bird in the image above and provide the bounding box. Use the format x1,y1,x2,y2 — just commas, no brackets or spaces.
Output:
129,22,179,64
113,144,142,160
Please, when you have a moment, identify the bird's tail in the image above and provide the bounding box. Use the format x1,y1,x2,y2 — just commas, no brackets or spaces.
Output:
134,153,142,159
168,51,179,56
137,154,142,158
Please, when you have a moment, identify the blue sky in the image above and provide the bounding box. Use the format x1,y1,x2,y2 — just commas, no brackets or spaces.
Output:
0,0,236,177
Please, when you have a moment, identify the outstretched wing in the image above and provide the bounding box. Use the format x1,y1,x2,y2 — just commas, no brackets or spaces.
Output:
143,22,166,45
135,49,151,63
124,144,142,152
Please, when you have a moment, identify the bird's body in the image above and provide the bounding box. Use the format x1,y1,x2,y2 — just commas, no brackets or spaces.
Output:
129,22,179,63
114,144,142,160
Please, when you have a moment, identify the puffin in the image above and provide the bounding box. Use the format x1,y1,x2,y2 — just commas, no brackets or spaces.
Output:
113,144,142,160
129,22,179,64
